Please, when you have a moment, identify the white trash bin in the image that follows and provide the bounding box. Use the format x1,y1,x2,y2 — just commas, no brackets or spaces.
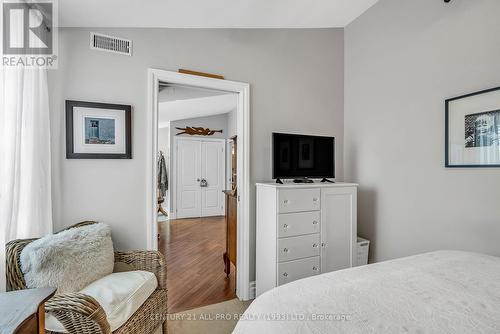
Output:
356,237,370,266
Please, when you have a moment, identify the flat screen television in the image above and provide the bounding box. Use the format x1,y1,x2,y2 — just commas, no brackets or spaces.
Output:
272,133,335,180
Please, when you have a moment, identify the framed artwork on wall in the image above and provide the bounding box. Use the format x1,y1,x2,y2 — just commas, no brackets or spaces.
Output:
446,86,500,168
66,100,132,159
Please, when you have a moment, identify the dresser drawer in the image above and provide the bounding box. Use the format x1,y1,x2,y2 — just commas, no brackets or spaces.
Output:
278,256,320,286
278,211,320,238
278,189,320,213
278,234,320,262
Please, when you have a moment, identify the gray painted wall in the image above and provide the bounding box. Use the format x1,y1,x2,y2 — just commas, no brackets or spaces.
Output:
171,113,228,139
48,28,344,280
227,109,237,138
158,126,170,160
345,0,500,262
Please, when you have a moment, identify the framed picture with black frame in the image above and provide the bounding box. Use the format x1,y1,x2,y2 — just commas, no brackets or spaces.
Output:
445,86,500,168
66,100,132,159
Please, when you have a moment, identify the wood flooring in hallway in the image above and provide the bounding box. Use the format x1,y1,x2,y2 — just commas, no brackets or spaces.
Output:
158,216,236,314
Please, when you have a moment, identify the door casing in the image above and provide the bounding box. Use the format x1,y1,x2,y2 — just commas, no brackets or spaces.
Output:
146,68,252,300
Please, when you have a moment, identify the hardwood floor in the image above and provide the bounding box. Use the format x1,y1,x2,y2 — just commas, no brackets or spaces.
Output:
158,216,236,314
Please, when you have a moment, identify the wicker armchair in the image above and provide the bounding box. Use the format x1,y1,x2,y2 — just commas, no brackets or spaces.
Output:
6,221,168,334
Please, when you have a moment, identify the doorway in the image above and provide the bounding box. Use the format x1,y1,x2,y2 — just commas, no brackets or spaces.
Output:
159,84,236,313
147,69,251,310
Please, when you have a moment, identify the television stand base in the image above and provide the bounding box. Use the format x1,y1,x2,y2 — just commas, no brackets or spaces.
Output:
293,178,315,184
276,178,284,184
320,178,335,183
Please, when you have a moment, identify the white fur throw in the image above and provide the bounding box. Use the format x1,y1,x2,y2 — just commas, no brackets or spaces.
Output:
20,223,114,294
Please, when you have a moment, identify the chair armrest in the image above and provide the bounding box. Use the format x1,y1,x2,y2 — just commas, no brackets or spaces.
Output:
114,250,166,289
45,293,111,334
6,238,37,290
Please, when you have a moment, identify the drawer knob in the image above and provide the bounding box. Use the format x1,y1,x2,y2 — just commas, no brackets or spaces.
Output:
312,220,318,225
283,272,288,277
283,224,289,229
313,198,319,202
313,266,318,271
283,248,289,253
313,243,318,248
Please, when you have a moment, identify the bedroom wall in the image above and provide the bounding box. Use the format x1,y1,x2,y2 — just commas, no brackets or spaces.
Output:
48,29,344,280
345,0,500,262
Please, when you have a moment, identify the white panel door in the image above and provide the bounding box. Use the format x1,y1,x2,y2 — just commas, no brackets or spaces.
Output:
201,141,225,216
176,140,202,218
320,187,357,273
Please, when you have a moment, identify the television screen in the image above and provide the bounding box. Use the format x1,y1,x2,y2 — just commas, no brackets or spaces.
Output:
272,133,335,179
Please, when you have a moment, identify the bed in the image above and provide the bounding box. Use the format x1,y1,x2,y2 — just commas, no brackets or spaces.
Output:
233,251,500,334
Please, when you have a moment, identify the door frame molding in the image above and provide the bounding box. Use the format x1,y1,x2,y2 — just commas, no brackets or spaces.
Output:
173,137,226,219
146,68,252,300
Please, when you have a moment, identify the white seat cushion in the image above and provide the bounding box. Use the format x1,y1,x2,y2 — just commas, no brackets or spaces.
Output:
46,271,158,332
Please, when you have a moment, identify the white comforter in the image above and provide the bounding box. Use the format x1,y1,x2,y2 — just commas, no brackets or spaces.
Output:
233,251,500,334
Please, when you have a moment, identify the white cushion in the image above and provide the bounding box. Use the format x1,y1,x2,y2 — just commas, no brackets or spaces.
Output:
20,223,114,294
46,271,158,332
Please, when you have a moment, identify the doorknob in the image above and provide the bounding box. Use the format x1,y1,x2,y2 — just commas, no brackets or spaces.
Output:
200,178,208,187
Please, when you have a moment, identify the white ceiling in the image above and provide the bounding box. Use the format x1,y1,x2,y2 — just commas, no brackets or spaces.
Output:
159,94,237,128
59,0,378,28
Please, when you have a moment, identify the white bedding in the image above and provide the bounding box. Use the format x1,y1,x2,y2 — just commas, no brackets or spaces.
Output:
233,251,500,334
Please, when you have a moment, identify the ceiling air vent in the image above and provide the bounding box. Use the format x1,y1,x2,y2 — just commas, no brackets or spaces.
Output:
90,32,132,56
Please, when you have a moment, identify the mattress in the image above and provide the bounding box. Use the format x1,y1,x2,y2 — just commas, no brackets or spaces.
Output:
233,251,500,334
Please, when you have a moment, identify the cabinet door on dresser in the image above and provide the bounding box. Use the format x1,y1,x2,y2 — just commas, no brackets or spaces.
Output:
320,187,357,273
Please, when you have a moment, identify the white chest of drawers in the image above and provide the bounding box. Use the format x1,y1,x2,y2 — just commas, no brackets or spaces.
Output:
256,182,357,296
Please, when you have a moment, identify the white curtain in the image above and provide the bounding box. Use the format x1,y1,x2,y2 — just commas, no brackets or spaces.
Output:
0,67,53,291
